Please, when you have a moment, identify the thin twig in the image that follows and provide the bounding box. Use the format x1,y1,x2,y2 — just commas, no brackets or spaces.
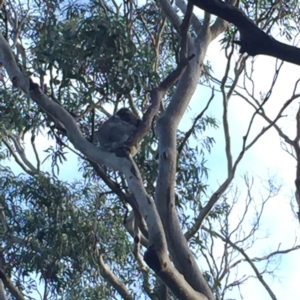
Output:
178,88,215,155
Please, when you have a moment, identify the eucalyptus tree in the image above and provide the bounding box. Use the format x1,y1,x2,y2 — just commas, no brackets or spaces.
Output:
0,1,299,300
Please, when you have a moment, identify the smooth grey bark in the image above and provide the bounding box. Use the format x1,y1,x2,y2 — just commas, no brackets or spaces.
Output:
155,0,234,299
0,281,7,300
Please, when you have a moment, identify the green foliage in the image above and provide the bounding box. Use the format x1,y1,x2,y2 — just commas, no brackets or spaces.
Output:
0,168,131,296
0,89,40,134
26,1,161,109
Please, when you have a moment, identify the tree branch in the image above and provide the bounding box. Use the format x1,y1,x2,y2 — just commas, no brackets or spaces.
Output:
0,269,25,300
186,94,295,238
95,248,134,300
175,0,202,33
201,225,286,300
209,0,238,41
155,25,215,300
177,89,215,155
0,280,7,300
190,0,300,65
156,0,182,33
2,137,36,175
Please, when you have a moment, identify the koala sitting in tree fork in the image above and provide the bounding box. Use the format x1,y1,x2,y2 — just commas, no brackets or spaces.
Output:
94,108,141,156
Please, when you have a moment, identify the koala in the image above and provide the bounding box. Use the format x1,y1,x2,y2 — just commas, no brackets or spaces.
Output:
94,108,141,156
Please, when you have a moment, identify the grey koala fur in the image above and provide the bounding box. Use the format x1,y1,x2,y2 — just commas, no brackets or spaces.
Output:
94,108,140,156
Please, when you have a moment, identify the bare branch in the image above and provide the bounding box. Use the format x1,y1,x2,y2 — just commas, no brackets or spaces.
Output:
186,93,294,237
95,248,134,300
0,269,25,300
175,0,202,33
178,88,215,155
201,226,300,300
2,137,36,175
221,45,235,174
180,1,193,62
190,0,300,64
157,0,182,32
234,90,296,145
30,135,40,171
8,134,37,172
155,24,218,300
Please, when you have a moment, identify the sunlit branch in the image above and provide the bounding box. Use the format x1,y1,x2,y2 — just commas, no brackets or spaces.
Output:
221,44,234,174
30,135,41,172
94,248,133,300
2,137,36,175
153,17,167,72
9,134,37,172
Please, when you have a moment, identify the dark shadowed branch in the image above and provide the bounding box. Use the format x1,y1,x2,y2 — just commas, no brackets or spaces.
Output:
190,0,300,65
